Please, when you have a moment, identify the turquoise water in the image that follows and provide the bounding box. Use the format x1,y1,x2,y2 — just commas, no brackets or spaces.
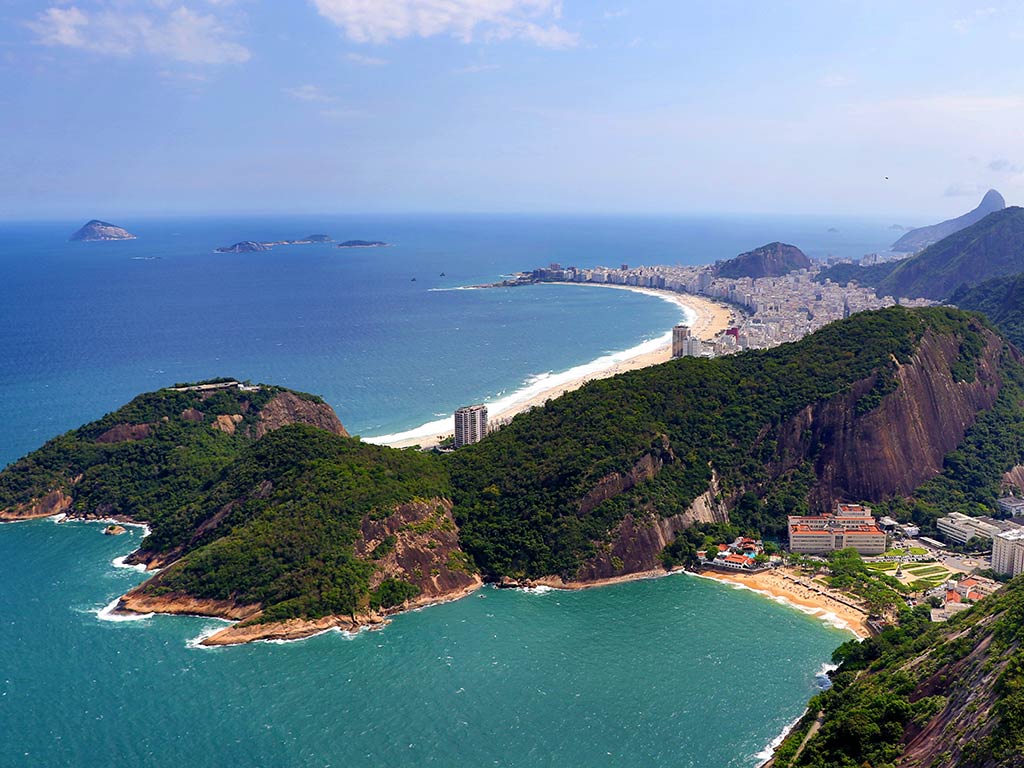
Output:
0,519,849,767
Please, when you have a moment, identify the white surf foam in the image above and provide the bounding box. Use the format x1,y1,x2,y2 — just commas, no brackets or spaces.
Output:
365,289,694,446
754,710,806,764
96,597,153,622
111,555,148,572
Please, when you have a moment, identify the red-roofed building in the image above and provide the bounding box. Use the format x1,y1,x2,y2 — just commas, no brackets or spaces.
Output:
787,503,886,555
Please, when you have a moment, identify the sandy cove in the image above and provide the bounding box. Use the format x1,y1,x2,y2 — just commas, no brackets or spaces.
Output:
697,567,871,639
379,285,735,449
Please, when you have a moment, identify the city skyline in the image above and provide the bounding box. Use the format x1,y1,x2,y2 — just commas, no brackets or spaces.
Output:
3,1,1024,219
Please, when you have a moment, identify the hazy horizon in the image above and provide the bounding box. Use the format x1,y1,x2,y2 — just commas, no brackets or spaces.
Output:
4,1,1023,220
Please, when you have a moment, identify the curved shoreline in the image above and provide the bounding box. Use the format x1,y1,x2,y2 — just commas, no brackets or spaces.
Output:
367,284,734,449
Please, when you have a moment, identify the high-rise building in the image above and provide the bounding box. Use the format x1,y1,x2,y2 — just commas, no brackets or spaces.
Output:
454,404,488,448
993,529,1024,577
671,324,691,358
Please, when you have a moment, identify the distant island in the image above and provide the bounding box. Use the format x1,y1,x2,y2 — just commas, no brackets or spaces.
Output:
214,234,335,253
69,220,136,242
337,240,389,248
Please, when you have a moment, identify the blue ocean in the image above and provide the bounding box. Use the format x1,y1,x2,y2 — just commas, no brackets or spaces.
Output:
0,214,895,766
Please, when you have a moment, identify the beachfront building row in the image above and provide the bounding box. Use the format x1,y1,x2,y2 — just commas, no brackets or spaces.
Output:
787,503,887,556
454,404,488,448
992,529,1024,577
935,512,1023,545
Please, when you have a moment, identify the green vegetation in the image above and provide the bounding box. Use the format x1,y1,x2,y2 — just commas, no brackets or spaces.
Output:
147,425,449,623
876,206,1024,300
774,576,1024,767
449,307,993,579
815,260,902,290
952,272,1024,349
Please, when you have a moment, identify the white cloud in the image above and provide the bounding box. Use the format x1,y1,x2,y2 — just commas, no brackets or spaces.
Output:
989,158,1023,174
284,84,333,102
346,52,388,66
454,62,499,73
27,3,250,64
311,0,579,48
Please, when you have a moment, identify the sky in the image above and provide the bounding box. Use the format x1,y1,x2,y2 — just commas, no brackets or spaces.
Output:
2,0,1023,219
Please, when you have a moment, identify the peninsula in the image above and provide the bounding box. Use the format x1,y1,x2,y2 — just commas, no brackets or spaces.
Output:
69,220,136,241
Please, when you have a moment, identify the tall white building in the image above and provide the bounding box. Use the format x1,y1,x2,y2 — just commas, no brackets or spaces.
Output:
992,529,1024,577
454,404,488,448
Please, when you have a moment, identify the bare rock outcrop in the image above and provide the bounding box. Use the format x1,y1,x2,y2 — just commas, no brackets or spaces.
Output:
255,391,349,439
353,498,481,600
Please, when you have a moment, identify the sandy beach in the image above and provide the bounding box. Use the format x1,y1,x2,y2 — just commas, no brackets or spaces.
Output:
697,567,871,639
372,285,735,449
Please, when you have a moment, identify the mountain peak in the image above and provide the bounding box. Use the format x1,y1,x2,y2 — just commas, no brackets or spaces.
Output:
892,190,1007,252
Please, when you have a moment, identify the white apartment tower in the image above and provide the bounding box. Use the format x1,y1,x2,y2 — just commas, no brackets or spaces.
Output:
454,404,488,448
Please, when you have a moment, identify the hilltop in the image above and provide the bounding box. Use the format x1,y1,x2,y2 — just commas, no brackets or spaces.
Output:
892,189,1006,252
69,220,136,241
715,241,810,279
5,308,1024,643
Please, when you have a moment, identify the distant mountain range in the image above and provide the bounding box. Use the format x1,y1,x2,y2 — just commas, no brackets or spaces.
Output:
819,206,1024,301
715,241,810,279
892,189,1005,252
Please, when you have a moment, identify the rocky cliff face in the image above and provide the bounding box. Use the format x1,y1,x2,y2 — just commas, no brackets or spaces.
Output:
352,498,481,600
773,326,1006,509
572,470,728,582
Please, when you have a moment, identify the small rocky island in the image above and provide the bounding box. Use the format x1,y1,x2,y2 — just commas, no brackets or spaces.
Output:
337,240,388,248
215,234,335,253
103,524,127,536
69,220,136,242
215,241,270,253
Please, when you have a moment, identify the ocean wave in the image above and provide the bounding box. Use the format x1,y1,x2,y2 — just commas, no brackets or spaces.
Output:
754,711,807,764
111,555,148,572
96,597,153,622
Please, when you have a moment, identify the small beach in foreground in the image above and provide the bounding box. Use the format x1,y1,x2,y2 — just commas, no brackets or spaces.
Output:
698,567,871,639
370,284,735,449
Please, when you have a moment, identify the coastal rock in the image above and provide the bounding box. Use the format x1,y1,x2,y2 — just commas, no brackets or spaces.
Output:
715,242,811,279
103,524,127,536
254,391,349,439
0,488,74,521
892,188,1005,252
116,589,261,622
69,220,136,241
215,241,269,253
